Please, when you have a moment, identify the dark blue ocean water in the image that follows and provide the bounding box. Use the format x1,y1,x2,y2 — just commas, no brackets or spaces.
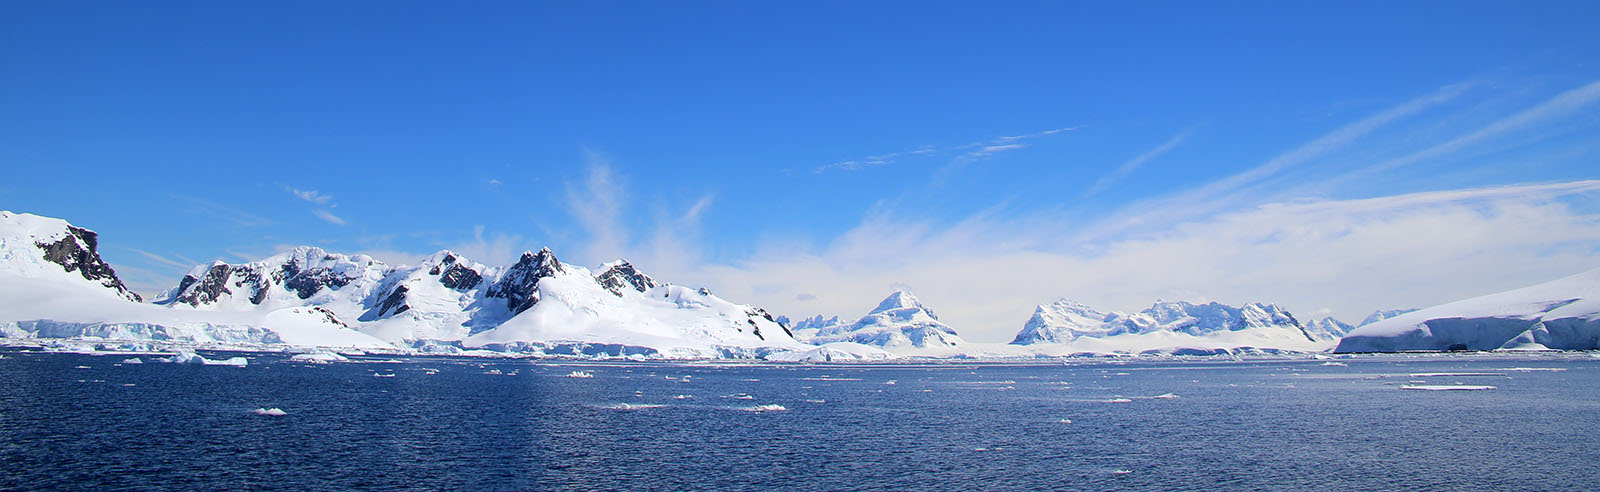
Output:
1,350,1597,491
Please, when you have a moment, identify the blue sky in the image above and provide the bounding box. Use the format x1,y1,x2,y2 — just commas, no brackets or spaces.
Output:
4,2,1599,340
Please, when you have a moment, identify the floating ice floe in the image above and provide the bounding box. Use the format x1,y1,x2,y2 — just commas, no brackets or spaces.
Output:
373,373,395,378
121,358,143,364
739,404,786,412
1151,393,1180,399
671,394,693,400
1321,362,1348,367
1057,418,1073,424
251,408,288,416
1103,398,1134,403
484,369,503,375
1401,385,1496,391
164,352,247,367
723,393,755,400
1499,367,1567,372
288,352,349,364
565,370,594,378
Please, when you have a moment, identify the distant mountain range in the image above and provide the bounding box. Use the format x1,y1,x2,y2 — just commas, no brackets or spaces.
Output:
3,210,1597,358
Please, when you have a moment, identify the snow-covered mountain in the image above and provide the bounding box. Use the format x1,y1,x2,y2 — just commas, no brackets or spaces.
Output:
0,211,389,348
1305,316,1355,341
1,211,806,358
798,291,965,352
1335,268,1600,352
1007,298,1335,353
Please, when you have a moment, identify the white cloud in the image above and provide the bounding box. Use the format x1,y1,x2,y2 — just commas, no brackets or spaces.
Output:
312,209,346,225
287,187,333,205
566,154,628,265
450,225,525,266
685,180,1600,343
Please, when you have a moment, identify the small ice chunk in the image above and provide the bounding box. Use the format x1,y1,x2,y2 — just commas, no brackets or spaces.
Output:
565,370,594,378
252,408,288,416
1151,393,1179,399
739,404,786,412
121,358,143,364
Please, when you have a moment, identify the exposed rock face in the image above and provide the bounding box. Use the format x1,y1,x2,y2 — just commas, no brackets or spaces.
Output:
595,260,656,295
174,264,235,306
375,285,411,317
435,255,483,290
484,248,564,315
163,247,379,308
33,225,141,302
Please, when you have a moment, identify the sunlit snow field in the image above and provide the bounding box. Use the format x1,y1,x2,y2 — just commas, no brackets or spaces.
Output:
2,350,1597,491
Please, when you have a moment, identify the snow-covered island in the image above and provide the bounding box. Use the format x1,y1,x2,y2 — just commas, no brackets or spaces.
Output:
3,210,1598,360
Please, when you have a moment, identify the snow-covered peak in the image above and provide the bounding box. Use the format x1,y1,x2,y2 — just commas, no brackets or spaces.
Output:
595,259,657,295
1304,316,1354,342
483,248,566,315
1009,298,1110,345
810,291,964,351
0,211,141,302
871,290,937,320
1358,308,1417,327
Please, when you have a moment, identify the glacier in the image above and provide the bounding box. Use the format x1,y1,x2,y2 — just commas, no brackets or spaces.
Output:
1335,268,1600,353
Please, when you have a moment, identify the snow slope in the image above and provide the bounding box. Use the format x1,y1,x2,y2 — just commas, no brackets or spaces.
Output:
1335,268,1600,352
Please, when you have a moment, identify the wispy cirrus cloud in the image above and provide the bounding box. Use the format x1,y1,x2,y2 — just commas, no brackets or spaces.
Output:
286,187,333,204
169,194,276,227
813,127,1076,174
1085,125,1201,197
312,209,346,226
126,248,191,269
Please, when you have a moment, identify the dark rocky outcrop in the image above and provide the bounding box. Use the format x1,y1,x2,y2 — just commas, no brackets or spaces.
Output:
34,226,141,302
485,248,564,315
595,260,656,295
